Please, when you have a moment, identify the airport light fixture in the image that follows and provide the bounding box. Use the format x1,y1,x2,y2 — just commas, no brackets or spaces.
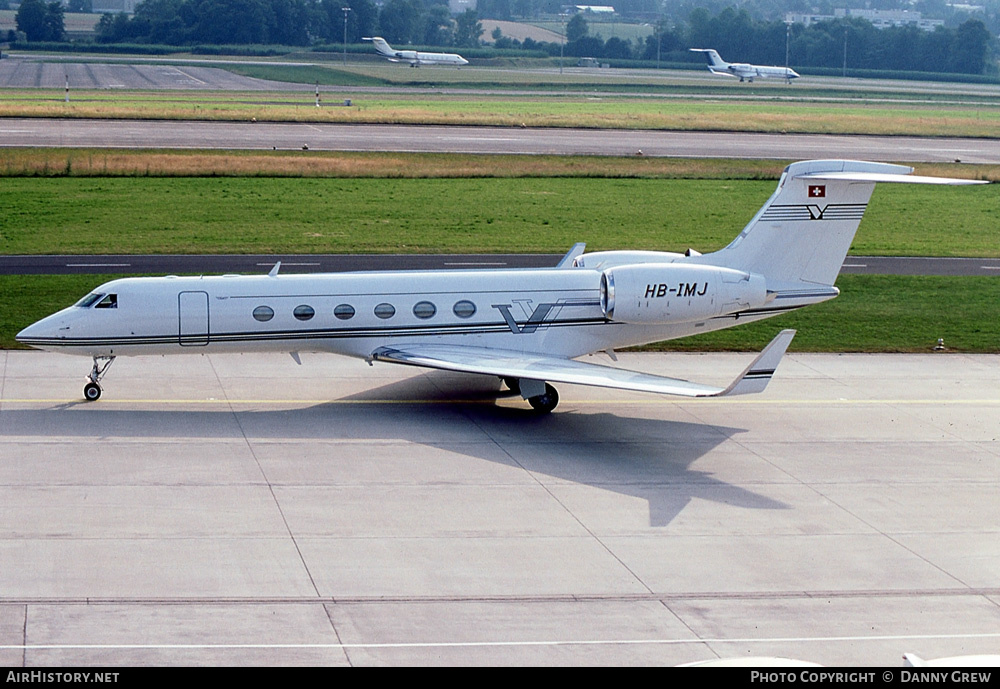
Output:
785,21,791,84
342,7,352,66
560,13,568,75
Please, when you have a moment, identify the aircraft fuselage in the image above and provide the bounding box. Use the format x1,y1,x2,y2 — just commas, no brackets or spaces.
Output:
16,265,788,360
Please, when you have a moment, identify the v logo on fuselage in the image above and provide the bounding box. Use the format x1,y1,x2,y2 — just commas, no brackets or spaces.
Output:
493,303,555,334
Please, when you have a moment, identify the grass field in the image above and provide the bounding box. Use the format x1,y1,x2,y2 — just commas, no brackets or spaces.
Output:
5,87,1000,136
3,273,998,353
1,169,996,257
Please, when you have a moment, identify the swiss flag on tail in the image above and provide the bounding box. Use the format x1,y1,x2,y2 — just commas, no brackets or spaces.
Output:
808,185,826,198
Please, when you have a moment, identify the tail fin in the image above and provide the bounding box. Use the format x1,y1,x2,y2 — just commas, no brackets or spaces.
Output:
700,160,985,287
363,37,393,57
690,48,727,69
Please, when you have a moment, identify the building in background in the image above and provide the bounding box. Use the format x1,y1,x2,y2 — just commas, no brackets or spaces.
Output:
785,9,944,31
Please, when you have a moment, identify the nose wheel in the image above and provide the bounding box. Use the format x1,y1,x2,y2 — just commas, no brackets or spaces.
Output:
83,356,115,402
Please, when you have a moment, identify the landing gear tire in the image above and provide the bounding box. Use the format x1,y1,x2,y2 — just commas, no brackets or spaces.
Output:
83,382,102,401
527,384,559,414
502,377,520,395
83,355,115,402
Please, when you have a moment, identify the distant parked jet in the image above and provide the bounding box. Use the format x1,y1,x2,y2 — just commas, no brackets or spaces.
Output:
690,48,799,82
363,37,469,67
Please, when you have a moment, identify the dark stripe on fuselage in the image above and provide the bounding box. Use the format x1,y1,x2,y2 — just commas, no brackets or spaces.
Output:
17,316,614,349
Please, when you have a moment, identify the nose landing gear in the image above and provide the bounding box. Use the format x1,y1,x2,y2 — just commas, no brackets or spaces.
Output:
84,356,115,401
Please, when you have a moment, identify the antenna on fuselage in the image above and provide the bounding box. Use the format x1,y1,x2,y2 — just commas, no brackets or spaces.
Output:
268,262,281,277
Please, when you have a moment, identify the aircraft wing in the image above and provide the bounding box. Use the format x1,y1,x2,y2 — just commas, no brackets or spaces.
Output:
370,329,795,398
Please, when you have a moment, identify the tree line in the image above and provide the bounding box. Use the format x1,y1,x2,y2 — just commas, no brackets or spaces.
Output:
89,0,486,48
13,0,994,75
563,7,993,75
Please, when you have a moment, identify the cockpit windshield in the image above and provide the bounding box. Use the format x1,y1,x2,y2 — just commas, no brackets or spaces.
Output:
95,294,117,309
76,293,105,308
75,293,117,309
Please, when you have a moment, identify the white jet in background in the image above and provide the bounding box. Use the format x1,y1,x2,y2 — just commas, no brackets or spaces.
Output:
16,160,986,412
690,48,799,82
363,37,469,67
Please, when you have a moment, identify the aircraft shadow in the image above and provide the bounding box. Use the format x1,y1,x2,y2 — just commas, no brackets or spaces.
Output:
2,371,788,527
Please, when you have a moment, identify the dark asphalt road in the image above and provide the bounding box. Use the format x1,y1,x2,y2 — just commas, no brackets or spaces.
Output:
2,254,998,276
2,118,999,164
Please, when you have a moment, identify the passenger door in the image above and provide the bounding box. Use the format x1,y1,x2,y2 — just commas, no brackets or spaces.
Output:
178,291,209,346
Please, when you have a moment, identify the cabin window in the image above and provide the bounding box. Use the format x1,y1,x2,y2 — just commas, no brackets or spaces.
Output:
453,300,476,318
293,305,315,321
95,294,117,309
374,303,395,319
76,293,105,308
253,306,274,322
412,301,436,319
334,304,355,320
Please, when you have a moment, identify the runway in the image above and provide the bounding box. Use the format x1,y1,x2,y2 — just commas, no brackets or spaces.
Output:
2,117,998,164
1,350,999,666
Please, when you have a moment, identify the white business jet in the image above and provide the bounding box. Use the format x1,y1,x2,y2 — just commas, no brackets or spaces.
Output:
363,37,468,67
690,48,799,82
16,160,984,411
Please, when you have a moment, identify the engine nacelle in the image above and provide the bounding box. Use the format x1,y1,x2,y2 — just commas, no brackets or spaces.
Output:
600,263,767,324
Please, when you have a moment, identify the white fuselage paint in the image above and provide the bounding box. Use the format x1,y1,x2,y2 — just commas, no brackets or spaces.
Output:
16,266,800,360
391,51,468,66
716,64,799,81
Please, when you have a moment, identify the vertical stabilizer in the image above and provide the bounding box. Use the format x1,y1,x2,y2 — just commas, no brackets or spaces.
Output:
690,48,727,68
363,37,394,57
701,160,910,286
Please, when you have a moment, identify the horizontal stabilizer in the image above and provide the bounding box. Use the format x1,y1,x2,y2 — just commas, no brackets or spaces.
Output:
797,171,988,186
719,328,795,396
370,329,795,399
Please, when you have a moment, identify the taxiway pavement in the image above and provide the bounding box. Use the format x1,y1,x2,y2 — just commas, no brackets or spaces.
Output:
2,117,998,164
3,254,999,276
1,350,998,666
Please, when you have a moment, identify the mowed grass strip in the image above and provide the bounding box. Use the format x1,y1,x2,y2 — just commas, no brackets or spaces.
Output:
1,175,997,257
3,88,1000,136
0,149,793,179
3,274,998,352
3,149,995,181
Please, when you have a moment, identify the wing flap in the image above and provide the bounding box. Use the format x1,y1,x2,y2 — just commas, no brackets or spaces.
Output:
371,330,795,399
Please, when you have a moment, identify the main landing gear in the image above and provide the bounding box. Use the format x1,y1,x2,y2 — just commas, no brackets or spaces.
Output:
527,384,559,414
83,356,115,401
502,377,560,414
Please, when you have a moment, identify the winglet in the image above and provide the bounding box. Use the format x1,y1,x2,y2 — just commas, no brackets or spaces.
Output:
718,329,795,396
556,242,586,268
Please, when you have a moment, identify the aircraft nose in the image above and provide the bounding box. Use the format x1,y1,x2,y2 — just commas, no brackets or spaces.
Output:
16,320,45,346
16,312,72,349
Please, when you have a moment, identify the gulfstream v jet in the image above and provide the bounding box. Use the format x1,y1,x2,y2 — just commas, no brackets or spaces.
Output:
17,160,985,412
363,37,468,67
690,48,799,82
